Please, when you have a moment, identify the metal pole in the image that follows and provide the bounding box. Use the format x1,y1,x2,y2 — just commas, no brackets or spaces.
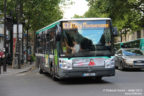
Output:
21,1,24,64
22,24,24,64
26,28,28,63
3,0,7,72
16,0,21,69
10,17,13,65
0,58,1,74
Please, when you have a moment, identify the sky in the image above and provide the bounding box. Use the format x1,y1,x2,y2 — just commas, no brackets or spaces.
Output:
62,0,89,18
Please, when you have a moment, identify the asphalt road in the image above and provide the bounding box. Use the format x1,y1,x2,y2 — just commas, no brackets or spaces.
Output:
0,69,144,96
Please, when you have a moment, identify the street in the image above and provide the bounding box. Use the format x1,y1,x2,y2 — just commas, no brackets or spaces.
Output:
0,69,144,96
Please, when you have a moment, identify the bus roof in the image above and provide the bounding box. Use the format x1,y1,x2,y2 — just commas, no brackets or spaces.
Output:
36,18,111,35
60,18,111,21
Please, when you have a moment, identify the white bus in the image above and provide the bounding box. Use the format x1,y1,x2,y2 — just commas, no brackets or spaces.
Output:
35,18,116,80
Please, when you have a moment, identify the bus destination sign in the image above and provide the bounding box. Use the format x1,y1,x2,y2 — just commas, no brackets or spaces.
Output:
63,22,109,29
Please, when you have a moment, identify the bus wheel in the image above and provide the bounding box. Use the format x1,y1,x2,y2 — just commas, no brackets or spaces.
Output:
51,71,58,81
51,68,59,81
52,74,59,81
39,65,44,74
50,66,59,81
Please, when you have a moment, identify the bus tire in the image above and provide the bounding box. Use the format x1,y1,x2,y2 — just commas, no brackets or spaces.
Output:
39,65,44,74
118,62,125,71
51,69,59,81
52,74,59,81
50,63,55,79
50,63,59,81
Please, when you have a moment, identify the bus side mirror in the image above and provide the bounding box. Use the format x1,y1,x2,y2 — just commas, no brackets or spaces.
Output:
113,27,118,36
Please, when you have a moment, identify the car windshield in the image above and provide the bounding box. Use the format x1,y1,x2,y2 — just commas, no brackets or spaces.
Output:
123,49,143,56
60,20,112,57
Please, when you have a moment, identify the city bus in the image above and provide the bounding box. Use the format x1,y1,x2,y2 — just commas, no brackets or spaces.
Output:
114,38,144,53
35,18,116,80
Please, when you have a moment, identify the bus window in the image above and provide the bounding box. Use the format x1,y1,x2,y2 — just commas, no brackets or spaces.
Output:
61,20,112,57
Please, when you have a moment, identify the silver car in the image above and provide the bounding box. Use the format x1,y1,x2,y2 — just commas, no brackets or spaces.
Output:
114,48,144,70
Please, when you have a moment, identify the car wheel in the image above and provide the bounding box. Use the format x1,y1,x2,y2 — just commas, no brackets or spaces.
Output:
118,62,125,71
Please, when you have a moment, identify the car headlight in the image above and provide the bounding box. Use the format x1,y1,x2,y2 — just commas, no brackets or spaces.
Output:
59,59,72,70
124,59,133,64
105,58,115,68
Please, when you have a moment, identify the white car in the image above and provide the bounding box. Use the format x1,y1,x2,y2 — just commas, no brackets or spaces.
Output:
115,48,144,70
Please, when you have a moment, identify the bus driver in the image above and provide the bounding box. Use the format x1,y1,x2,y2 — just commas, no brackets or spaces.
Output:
71,40,80,54
65,39,80,54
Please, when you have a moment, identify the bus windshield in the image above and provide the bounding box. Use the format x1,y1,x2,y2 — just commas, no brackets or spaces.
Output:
60,20,112,57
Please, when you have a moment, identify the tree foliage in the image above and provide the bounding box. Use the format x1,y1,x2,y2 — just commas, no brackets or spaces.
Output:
85,0,144,32
23,0,63,31
0,0,64,32
73,14,84,18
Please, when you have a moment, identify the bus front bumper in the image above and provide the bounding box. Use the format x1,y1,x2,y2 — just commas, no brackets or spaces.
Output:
57,68,115,79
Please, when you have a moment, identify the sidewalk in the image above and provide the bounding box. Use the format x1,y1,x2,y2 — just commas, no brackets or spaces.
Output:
0,62,35,76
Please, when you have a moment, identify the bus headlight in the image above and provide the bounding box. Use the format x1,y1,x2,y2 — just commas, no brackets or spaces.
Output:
105,58,115,68
59,59,72,70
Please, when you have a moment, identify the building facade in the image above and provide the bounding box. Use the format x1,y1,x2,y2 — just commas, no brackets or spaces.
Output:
115,29,144,43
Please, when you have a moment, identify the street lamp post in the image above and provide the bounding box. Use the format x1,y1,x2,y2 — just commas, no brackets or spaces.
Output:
16,0,21,69
3,0,7,72
26,25,29,63
6,13,13,66
24,19,29,63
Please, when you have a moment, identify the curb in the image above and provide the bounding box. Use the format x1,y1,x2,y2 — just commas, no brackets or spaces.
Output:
0,64,35,76
18,64,36,74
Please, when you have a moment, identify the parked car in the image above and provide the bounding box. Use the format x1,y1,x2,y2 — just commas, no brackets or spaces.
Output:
114,48,144,70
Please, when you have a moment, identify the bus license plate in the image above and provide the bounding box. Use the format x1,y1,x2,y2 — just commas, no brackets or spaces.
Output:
83,73,96,77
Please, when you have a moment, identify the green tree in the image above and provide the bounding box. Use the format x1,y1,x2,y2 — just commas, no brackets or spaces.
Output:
0,0,64,32
23,0,63,31
85,0,144,37
0,0,68,54
73,14,84,18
